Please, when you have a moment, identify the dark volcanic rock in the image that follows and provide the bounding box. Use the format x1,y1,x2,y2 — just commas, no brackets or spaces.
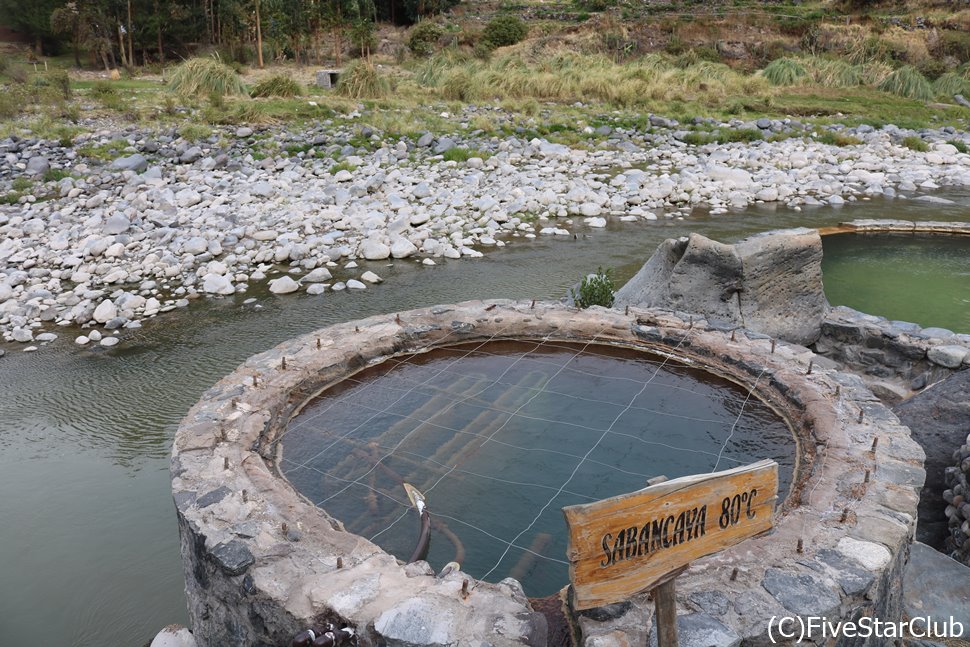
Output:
894,369,970,547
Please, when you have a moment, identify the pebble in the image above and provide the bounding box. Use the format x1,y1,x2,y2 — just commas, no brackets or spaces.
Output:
361,271,383,283
100,336,119,347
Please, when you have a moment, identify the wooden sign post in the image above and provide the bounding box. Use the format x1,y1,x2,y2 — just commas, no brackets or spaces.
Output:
563,459,779,645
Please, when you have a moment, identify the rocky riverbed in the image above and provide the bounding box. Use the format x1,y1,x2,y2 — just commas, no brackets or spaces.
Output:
3,111,970,349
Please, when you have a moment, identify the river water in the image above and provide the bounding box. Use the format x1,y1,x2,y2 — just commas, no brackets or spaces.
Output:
2,193,970,646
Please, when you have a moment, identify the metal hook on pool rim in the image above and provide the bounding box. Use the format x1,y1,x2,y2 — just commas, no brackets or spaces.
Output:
404,483,432,564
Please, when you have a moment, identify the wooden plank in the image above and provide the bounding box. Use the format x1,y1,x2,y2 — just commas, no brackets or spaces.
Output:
653,578,679,647
563,459,778,610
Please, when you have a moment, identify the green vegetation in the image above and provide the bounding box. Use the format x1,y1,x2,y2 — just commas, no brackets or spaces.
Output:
440,147,489,162
329,161,358,174
877,66,933,101
178,123,213,142
947,139,969,154
902,135,929,152
816,131,862,146
482,15,528,49
250,75,303,98
336,61,391,99
167,57,248,98
762,58,807,86
408,21,444,58
571,268,615,309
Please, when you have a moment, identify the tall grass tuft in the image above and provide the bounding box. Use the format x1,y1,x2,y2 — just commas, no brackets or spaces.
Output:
877,65,933,101
933,72,970,98
335,61,390,99
804,58,862,88
167,57,248,98
250,75,303,98
762,58,808,86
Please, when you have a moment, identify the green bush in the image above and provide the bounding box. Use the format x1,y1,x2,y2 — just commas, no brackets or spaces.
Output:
933,72,970,98
571,267,615,309
482,15,528,49
250,75,303,98
167,57,248,98
408,21,444,58
440,147,490,162
940,30,970,63
902,135,929,152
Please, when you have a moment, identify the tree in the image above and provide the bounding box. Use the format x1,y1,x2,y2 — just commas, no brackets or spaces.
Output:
0,0,62,53
50,1,115,70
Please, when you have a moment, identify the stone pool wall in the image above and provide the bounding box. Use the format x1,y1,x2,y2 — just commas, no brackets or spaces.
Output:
172,300,924,647
812,219,970,402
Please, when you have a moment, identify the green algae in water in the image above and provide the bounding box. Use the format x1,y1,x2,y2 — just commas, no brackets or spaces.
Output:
281,340,795,597
822,233,970,333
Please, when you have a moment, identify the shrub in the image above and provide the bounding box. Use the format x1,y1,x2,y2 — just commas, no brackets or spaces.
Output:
762,58,807,86
179,123,212,142
482,15,528,49
571,267,615,309
335,60,390,99
250,75,303,98
0,92,18,119
877,65,933,101
408,21,444,58
91,80,116,97
167,57,248,98
902,135,929,152
940,30,970,63
49,70,72,99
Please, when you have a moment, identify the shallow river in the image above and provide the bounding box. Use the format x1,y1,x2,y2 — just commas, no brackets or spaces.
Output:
2,193,970,646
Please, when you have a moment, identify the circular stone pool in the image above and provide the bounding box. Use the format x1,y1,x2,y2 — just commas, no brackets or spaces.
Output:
281,340,795,597
822,229,970,333
171,301,925,647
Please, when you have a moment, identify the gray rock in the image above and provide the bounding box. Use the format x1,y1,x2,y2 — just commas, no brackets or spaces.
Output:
235,127,253,138
183,237,208,255
150,625,198,647
268,276,300,294
374,597,455,647
25,156,50,176
417,133,434,148
433,137,456,154
616,229,827,345
111,153,148,172
648,613,740,647
180,146,203,163
202,273,234,295
100,336,119,347
927,345,968,368
93,300,118,323
209,539,254,576
756,118,772,129
361,240,391,260
904,542,970,629
688,590,730,616
103,213,131,235
895,369,970,547
761,568,841,616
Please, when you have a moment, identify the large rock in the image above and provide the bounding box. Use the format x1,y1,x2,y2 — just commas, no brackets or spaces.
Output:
92,300,118,324
268,276,300,294
360,240,391,261
894,369,970,547
904,542,970,630
615,229,827,345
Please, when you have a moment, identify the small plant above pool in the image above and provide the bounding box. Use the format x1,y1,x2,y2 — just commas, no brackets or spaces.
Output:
572,267,616,309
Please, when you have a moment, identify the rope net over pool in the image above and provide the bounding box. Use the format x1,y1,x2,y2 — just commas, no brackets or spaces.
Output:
280,337,795,597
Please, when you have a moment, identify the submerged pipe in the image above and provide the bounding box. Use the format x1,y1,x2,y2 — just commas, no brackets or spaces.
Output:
404,483,432,564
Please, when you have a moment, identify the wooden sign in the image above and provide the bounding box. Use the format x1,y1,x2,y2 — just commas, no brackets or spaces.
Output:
563,459,778,610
